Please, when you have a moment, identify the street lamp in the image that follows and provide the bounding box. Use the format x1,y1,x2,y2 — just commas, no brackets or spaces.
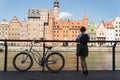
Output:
42,22,48,72
43,22,48,40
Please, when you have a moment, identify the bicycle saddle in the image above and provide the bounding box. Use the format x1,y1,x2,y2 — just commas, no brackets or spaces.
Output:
45,46,53,50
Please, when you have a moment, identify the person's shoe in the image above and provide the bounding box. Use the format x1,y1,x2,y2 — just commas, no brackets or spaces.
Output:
81,70,88,76
81,71,86,75
85,70,88,75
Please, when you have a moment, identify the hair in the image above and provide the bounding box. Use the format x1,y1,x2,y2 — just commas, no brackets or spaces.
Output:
80,26,86,32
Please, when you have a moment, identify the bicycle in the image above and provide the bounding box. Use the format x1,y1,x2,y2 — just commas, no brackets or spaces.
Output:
13,40,65,73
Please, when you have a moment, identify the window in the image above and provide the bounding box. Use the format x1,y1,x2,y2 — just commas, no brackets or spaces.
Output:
91,29,93,31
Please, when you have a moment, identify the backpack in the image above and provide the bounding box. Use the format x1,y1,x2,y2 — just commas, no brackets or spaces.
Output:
79,34,89,44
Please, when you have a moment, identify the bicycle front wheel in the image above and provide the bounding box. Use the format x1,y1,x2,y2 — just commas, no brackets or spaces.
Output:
13,52,33,71
46,52,65,73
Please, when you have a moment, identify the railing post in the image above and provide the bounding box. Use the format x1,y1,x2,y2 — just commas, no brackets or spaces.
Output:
4,40,8,72
77,55,79,71
76,44,79,71
42,41,45,72
112,42,116,71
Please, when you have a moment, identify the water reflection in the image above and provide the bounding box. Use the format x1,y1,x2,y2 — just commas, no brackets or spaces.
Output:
64,51,120,70
88,51,112,70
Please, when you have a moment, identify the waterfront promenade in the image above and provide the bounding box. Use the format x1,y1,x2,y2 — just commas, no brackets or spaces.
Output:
0,70,120,80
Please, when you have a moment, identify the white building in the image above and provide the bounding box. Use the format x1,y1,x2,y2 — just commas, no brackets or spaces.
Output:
97,20,115,46
104,21,115,46
96,21,106,41
97,17,120,46
113,17,120,45
105,21,115,41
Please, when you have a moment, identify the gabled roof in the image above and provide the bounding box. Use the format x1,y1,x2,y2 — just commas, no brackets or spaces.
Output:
97,21,105,30
103,21,114,29
10,16,19,23
9,16,22,27
97,20,114,30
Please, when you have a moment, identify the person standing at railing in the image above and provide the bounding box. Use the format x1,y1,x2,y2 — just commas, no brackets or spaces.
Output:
76,26,90,75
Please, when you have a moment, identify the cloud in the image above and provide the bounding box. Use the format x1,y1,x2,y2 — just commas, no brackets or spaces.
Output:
59,12,72,19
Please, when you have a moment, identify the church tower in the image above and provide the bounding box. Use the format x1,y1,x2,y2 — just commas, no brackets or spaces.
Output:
53,0,59,20
83,13,88,33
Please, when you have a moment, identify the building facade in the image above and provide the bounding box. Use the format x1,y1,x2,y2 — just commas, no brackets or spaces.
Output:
8,16,22,46
53,14,88,46
113,17,120,45
88,21,96,41
27,0,88,46
105,21,115,41
96,21,106,40
88,21,97,46
0,19,9,45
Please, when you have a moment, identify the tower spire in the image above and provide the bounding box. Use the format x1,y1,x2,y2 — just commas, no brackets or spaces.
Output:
53,0,59,19
54,0,59,8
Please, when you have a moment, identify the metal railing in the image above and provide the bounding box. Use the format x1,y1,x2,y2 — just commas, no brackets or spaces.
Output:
0,39,119,72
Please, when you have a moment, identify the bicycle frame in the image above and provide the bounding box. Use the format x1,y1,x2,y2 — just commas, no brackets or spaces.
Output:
22,42,52,65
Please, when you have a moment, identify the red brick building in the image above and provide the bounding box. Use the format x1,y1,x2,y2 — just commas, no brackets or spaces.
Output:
47,12,88,46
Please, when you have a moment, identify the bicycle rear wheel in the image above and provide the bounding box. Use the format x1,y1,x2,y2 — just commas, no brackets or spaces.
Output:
46,52,65,73
13,52,33,71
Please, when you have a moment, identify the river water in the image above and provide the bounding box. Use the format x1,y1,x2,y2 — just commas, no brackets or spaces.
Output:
63,50,120,70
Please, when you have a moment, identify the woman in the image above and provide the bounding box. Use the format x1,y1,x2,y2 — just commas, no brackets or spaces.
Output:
76,26,90,75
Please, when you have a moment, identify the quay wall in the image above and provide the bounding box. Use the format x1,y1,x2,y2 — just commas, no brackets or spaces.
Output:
6,46,120,52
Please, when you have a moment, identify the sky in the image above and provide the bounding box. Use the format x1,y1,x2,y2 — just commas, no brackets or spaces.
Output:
0,0,120,25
